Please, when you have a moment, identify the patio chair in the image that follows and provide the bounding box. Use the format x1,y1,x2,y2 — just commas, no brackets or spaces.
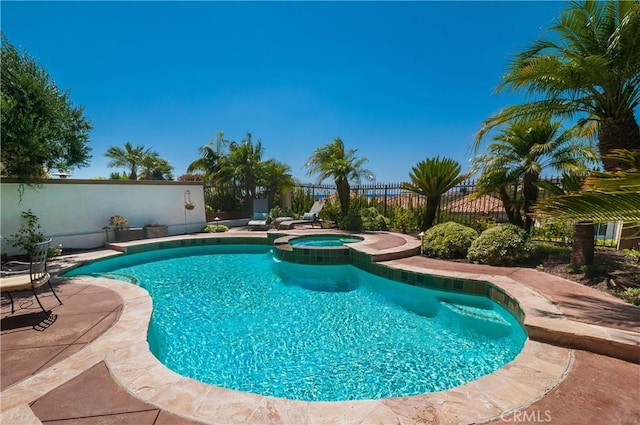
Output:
277,200,325,230
247,198,271,230
0,239,62,314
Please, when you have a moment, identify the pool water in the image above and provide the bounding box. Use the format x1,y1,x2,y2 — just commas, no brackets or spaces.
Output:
289,235,363,247
66,245,526,401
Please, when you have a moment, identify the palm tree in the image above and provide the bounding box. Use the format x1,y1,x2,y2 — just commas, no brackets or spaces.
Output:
304,137,374,218
473,118,597,232
402,157,470,231
215,133,264,208
187,142,223,183
536,149,640,263
139,154,174,180
535,149,640,222
475,1,640,172
473,166,525,228
536,172,595,266
105,142,155,180
259,159,295,209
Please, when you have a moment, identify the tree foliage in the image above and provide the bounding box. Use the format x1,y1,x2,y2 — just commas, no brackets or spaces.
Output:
473,117,597,232
1,35,92,180
189,132,293,212
475,1,640,171
535,149,640,223
402,156,469,231
304,137,374,218
105,141,173,180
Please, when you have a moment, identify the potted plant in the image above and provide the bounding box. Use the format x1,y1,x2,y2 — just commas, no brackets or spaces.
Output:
110,215,143,242
143,223,169,239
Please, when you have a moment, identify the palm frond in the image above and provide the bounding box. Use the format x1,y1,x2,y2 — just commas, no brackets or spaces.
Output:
535,192,640,222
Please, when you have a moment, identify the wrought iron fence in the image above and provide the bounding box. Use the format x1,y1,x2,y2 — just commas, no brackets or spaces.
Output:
204,179,617,247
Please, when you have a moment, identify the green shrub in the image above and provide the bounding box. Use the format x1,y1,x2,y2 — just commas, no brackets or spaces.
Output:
269,206,294,220
319,201,341,225
422,222,478,259
467,224,535,265
531,221,573,244
468,216,497,234
621,288,640,306
341,211,363,231
533,242,570,262
202,224,229,233
6,210,46,255
360,207,389,231
394,208,420,234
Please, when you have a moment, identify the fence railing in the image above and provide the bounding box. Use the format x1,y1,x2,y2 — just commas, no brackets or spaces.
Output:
204,179,618,248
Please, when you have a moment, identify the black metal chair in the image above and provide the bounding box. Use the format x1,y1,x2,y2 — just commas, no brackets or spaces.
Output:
0,239,63,314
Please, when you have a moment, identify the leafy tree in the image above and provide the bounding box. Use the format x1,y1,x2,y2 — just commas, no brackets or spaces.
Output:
105,141,156,180
475,1,640,171
402,157,469,231
304,137,374,218
473,117,597,232
1,35,92,181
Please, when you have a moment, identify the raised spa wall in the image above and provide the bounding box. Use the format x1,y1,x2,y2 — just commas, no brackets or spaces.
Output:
110,235,526,325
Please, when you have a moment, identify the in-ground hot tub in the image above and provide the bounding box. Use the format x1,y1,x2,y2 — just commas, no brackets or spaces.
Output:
288,235,364,247
273,234,364,265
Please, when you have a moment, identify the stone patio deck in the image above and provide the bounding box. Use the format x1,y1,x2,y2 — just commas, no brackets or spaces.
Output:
2,230,638,424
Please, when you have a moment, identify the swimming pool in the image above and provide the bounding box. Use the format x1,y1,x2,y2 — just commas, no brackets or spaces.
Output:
65,244,526,401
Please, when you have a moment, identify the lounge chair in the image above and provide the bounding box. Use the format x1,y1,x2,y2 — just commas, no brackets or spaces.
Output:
0,239,63,314
277,200,325,230
247,198,270,230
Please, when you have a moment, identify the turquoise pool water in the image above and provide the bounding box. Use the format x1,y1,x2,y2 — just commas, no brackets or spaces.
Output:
289,235,363,247
65,245,526,401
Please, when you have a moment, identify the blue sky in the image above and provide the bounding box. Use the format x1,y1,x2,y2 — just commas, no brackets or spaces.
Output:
2,1,567,183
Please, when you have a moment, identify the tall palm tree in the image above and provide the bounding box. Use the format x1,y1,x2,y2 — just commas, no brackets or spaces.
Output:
304,137,374,218
402,157,470,231
105,142,155,180
474,118,597,232
187,142,223,183
475,0,640,171
215,133,264,208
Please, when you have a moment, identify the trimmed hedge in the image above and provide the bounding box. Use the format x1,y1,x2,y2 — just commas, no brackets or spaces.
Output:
467,224,535,265
422,222,478,259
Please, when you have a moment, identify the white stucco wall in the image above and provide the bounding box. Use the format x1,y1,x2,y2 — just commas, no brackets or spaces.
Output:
1,180,206,255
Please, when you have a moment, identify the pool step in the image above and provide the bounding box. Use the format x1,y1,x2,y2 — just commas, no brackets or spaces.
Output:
441,302,512,327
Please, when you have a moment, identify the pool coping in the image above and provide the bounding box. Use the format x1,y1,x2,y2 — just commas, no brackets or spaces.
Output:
2,231,638,424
